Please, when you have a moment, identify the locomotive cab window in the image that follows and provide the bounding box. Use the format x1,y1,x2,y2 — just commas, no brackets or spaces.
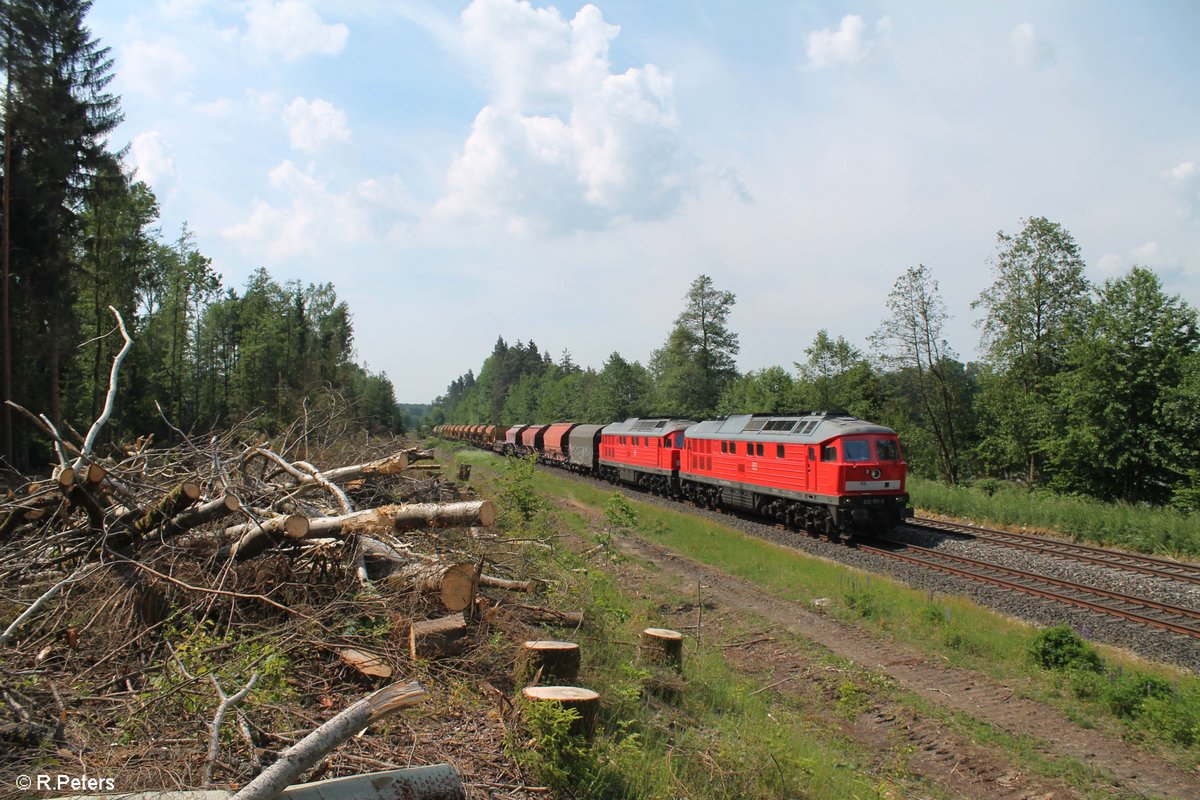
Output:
821,445,837,461
843,440,871,462
877,439,899,461
674,433,684,448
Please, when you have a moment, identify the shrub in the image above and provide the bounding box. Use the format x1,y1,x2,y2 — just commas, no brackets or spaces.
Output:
1106,674,1173,719
1028,625,1103,672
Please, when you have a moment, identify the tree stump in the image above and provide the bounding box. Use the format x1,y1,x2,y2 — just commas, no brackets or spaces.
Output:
639,628,684,671
409,612,468,660
521,686,600,739
457,464,471,481
515,640,580,686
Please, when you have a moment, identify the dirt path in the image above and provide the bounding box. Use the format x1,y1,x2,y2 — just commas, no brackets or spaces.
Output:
608,532,1200,800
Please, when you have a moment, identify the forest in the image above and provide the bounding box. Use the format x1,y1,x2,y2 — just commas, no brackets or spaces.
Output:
430,217,1200,513
0,0,404,472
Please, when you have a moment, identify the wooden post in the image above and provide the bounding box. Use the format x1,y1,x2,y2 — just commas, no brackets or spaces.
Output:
521,686,600,739
639,628,684,671
515,640,580,686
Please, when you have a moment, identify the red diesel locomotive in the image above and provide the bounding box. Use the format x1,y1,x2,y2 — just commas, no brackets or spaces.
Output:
435,410,911,541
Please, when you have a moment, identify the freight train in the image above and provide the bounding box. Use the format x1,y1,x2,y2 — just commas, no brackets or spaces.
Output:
435,411,911,543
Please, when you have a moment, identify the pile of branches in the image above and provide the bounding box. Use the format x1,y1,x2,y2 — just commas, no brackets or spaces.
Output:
0,311,568,800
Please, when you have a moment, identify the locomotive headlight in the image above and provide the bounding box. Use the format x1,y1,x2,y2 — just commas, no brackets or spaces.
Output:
870,468,881,479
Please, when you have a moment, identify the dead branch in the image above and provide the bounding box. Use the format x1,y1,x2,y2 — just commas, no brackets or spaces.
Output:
74,306,132,471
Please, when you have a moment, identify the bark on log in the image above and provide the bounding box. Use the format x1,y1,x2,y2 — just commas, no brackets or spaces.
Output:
409,612,468,660
479,574,538,593
219,515,311,562
129,481,201,540
389,562,477,612
520,686,600,739
515,640,580,686
305,501,495,538
514,604,584,628
229,680,426,800
162,494,241,538
282,766,464,800
639,628,684,671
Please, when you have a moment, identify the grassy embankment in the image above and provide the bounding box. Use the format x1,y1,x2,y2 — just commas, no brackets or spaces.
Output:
909,476,1200,558
450,446,1200,795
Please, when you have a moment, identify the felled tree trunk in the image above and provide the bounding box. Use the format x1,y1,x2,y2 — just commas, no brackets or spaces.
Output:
514,604,584,628
218,515,311,562
306,500,495,538
229,680,427,800
162,494,241,538
389,561,477,611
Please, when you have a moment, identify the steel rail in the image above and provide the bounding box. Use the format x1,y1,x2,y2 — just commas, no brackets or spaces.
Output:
860,543,1200,640
909,517,1200,586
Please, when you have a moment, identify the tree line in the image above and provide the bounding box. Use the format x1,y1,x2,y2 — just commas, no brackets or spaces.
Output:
1,0,402,471
431,218,1200,512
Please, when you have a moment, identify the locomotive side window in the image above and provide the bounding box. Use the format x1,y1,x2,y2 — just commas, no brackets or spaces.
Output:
777,444,785,458
843,440,871,462
808,447,815,461
877,439,899,461
674,433,684,448
822,444,837,461
730,442,738,455
721,441,728,454
756,443,764,457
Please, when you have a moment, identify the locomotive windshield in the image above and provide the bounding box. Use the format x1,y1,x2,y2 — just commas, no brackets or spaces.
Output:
877,439,899,461
843,440,871,462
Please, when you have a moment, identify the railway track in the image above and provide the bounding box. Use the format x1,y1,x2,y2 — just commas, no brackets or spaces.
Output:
907,516,1200,586
860,541,1200,640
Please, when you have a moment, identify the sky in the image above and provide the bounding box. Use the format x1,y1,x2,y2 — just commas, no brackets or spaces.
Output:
88,0,1200,402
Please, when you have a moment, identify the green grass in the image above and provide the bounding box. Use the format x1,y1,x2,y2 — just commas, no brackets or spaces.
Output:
451,448,1200,769
909,476,1200,558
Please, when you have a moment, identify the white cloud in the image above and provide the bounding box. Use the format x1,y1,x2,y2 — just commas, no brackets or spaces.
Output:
282,97,351,152
223,162,410,262
435,0,688,234
242,0,348,62
1132,241,1159,261
1162,161,1196,184
1161,160,1200,220
806,15,874,69
1010,22,1055,69
129,131,178,187
120,40,195,97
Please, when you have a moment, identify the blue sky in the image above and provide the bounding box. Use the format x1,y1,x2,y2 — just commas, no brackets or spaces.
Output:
88,0,1200,402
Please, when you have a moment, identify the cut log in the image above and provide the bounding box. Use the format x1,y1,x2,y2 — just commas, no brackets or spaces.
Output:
282,766,465,800
409,612,468,660
515,640,580,686
514,604,584,629
129,481,201,540
219,515,311,562
306,500,495,538
389,562,477,612
639,628,684,671
162,494,241,538
521,686,600,739
479,573,538,593
339,648,393,679
229,680,426,800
